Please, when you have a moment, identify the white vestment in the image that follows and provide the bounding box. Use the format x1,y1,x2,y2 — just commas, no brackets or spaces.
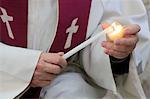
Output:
139,0,150,98
0,0,150,99
143,0,150,29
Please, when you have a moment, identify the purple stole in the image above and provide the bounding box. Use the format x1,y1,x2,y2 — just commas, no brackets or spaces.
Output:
0,0,91,97
0,0,92,52
0,0,28,48
50,0,92,53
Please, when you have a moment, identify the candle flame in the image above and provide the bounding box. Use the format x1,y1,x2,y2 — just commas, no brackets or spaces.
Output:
111,22,124,34
106,22,124,41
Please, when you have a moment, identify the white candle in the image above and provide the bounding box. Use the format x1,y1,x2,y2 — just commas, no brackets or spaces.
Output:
63,22,124,59
63,28,109,59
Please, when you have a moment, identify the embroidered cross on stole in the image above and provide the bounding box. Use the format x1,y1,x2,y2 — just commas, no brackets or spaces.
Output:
0,0,28,48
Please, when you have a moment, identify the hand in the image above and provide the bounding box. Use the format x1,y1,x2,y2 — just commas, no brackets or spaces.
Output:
31,52,67,87
101,24,140,59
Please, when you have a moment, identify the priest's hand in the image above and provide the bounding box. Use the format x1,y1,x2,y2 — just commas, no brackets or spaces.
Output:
31,52,67,87
101,24,140,59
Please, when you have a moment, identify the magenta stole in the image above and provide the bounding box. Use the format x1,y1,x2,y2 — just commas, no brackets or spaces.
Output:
0,0,92,53
0,0,92,97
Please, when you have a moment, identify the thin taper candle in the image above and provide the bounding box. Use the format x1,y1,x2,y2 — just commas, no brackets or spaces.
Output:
63,28,110,59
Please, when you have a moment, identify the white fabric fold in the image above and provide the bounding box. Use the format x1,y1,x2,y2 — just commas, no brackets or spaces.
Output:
0,43,41,99
82,29,117,93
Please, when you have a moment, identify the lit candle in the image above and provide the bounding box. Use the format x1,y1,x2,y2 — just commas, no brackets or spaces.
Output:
63,22,124,59
106,22,124,41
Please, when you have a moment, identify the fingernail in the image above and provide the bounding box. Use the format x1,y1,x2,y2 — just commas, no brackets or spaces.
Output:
114,39,120,45
101,43,104,47
104,49,109,55
101,41,105,46
101,23,110,30
125,28,130,34
114,40,118,44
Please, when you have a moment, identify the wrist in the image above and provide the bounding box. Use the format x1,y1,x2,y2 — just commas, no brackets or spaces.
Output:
110,56,129,63
110,55,130,74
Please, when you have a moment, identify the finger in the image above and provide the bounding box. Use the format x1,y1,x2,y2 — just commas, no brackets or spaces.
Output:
57,52,64,56
124,24,140,35
113,45,133,53
44,62,62,74
31,79,51,87
102,41,131,53
114,36,138,46
101,41,113,49
43,53,67,68
33,71,57,81
101,23,110,30
105,49,129,59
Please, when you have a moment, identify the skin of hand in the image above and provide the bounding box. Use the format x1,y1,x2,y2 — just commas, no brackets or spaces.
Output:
31,52,67,87
101,23,140,59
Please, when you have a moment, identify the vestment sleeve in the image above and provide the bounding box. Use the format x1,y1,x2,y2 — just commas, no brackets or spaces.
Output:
0,42,41,99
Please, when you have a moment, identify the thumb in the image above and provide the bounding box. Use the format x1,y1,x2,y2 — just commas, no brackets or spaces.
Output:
101,23,110,30
57,52,64,56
